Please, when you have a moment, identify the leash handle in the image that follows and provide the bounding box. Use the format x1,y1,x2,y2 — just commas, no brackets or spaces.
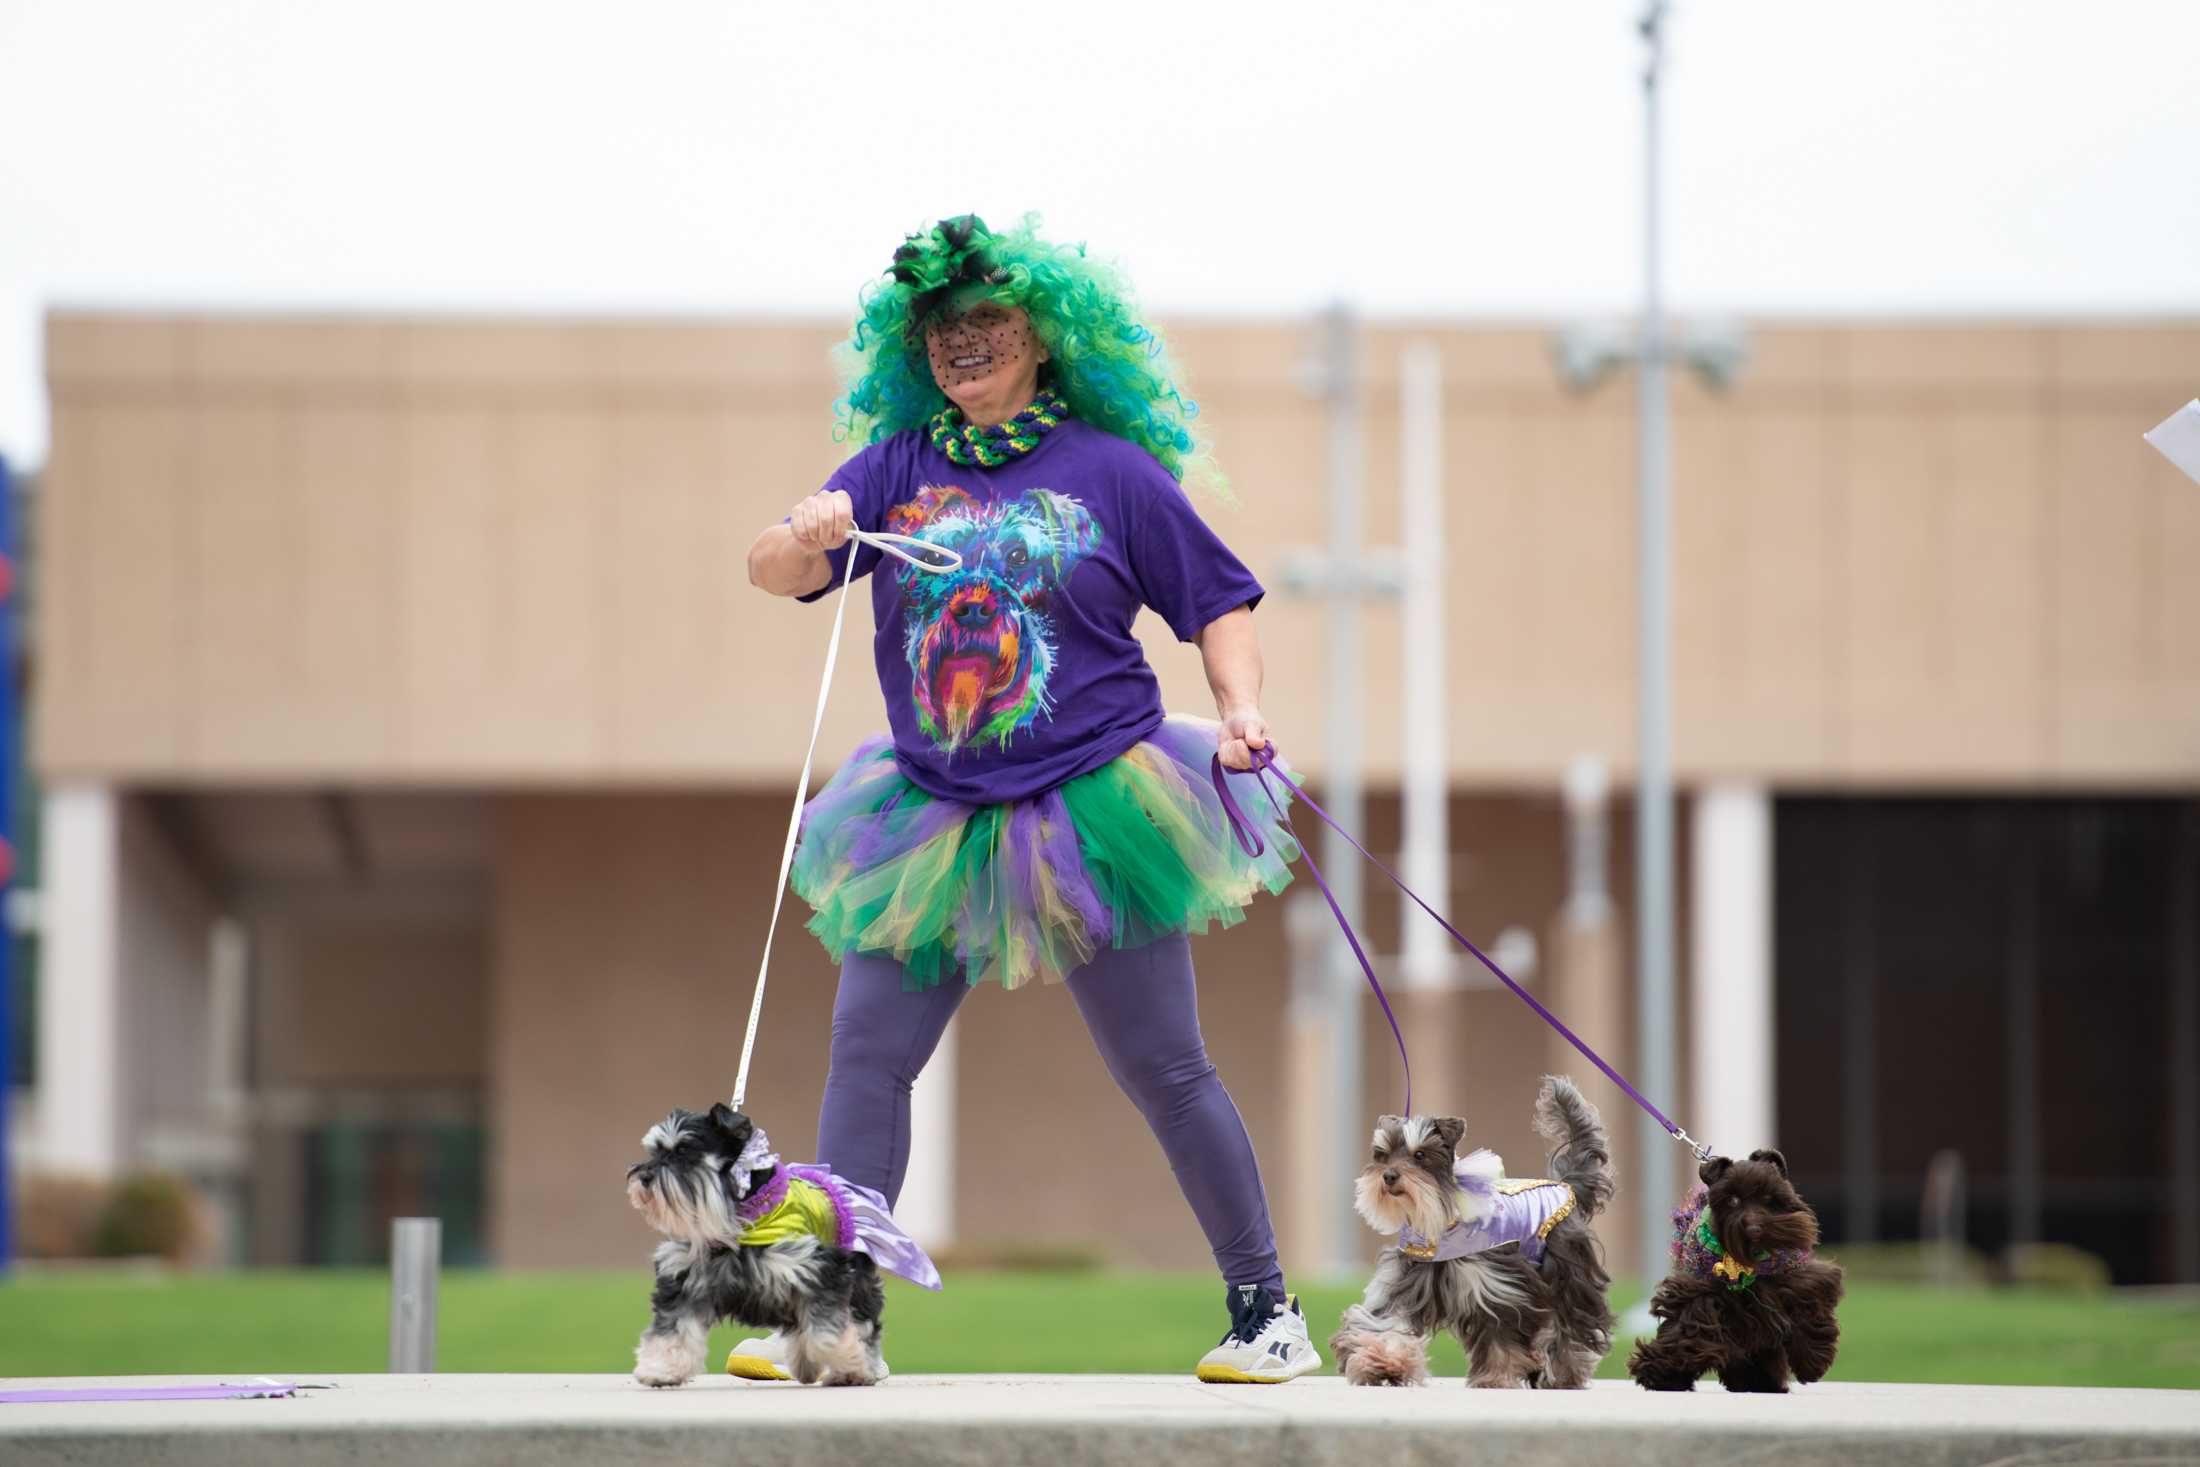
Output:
732,528,961,1111
1212,744,1709,1158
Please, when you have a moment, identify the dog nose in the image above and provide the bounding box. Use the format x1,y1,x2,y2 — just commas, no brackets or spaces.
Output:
1382,1169,1399,1185
953,594,994,627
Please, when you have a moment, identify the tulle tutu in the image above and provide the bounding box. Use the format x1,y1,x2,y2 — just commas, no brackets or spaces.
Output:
792,715,1299,990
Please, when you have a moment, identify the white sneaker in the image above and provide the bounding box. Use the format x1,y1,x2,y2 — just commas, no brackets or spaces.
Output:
1196,1285,1322,1384
726,1330,889,1383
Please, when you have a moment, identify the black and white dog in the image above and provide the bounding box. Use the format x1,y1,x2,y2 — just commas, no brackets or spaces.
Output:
626,1103,886,1387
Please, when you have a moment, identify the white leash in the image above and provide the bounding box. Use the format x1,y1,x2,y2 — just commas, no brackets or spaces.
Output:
730,527,962,1111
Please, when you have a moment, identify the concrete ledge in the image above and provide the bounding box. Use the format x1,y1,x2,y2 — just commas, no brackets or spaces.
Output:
3,1375,2197,1467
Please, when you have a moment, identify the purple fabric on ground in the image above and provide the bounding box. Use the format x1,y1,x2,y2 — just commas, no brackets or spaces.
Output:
815,934,1285,1298
0,1383,298,1404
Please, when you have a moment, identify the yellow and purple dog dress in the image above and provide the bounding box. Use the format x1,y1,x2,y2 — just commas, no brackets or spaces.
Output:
729,1128,941,1291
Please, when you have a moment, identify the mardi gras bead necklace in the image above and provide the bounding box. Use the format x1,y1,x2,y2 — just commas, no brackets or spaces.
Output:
928,388,1069,468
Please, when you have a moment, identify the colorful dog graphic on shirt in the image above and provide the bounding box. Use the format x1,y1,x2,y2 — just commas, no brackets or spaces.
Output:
885,484,1101,753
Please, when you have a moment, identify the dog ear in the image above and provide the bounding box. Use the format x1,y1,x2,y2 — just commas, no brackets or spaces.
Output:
707,1103,750,1143
1748,1148,1789,1178
887,483,978,536
1373,1117,1405,1145
1699,1155,1734,1186
1027,489,1101,576
1430,1117,1467,1153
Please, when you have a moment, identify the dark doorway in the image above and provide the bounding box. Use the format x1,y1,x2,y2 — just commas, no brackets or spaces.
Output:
1776,798,2198,1285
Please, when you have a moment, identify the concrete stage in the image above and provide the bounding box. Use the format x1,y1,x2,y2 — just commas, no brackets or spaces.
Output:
3,1374,2197,1466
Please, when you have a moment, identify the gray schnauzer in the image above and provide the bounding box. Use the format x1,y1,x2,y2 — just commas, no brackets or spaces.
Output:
1332,1075,1617,1388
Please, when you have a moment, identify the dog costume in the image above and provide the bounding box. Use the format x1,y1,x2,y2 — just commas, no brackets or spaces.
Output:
1394,1149,1580,1267
728,1128,941,1291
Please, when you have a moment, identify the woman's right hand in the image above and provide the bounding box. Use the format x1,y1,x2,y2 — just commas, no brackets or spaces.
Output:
790,489,855,551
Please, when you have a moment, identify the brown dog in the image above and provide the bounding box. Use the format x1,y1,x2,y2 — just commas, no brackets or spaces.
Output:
1627,1150,1844,1392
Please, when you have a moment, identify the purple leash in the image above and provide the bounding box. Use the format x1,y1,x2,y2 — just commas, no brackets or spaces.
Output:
1212,744,1711,1160
0,1382,299,1405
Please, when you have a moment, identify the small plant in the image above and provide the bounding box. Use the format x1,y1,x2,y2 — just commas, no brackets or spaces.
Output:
14,1172,112,1258
1820,1240,1992,1287
91,1172,205,1264
2000,1243,2112,1293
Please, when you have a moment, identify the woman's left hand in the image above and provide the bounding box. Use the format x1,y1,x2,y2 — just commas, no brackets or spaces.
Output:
1218,707,1270,771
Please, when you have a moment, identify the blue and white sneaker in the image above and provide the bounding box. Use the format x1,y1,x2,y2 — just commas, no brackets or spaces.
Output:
1195,1284,1322,1384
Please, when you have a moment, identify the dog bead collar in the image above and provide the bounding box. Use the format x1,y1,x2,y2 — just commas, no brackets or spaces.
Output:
1674,1197,1810,1291
928,387,1069,467
1695,1212,1764,1290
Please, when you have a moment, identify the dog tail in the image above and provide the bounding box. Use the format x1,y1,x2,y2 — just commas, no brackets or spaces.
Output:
1535,1075,1615,1220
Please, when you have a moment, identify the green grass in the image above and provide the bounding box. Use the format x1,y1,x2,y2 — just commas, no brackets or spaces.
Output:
1,1271,2195,1388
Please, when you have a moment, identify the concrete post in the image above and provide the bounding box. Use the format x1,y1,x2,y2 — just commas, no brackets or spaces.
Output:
1282,891,1341,1277
1688,783,1773,1152
389,1217,441,1373
1549,758,1638,1280
895,1024,956,1252
39,785,123,1176
1399,339,1452,1112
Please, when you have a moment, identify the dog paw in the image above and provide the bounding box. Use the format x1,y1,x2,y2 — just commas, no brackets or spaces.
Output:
1338,1332,1430,1387
634,1332,703,1387
1632,1374,1697,1392
818,1370,882,1388
1342,1365,1415,1388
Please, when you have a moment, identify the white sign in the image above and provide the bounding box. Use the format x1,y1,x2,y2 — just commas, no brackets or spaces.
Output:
2142,399,2200,486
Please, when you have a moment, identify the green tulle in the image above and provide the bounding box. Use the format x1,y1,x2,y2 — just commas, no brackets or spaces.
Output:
790,723,1299,991
1060,756,1245,942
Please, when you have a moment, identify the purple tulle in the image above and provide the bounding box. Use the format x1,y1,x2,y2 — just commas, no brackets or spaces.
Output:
790,1165,944,1292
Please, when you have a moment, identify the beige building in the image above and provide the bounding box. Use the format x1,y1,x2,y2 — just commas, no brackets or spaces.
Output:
18,312,2200,1282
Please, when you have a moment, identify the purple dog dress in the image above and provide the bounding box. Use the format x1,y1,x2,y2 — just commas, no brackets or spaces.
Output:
1395,1149,1581,1267
727,1128,942,1291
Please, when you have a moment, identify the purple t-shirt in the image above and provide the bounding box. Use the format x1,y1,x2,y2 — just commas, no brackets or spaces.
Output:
799,420,1263,805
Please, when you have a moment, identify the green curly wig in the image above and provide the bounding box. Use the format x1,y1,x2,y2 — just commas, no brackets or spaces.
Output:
834,214,1216,487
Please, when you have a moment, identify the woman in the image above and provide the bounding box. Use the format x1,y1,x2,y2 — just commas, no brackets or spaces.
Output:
744,215,1314,1383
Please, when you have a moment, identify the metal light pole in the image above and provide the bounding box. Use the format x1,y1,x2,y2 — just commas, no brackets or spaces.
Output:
1280,304,1409,1276
1634,0,1680,1306
1319,303,1369,1277
1554,3,1747,1299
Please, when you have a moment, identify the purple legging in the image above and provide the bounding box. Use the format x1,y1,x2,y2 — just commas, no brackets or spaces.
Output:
816,932,1286,1298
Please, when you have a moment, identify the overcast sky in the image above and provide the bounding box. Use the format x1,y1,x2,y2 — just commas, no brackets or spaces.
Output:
3,0,2195,465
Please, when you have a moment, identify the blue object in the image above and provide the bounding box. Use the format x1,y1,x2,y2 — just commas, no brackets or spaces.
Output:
0,453,15,1275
